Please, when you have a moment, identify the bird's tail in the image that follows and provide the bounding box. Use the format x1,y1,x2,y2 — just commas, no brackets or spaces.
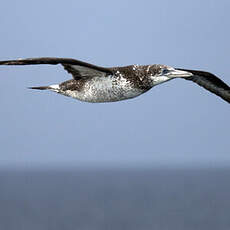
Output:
28,86,51,90
28,84,60,91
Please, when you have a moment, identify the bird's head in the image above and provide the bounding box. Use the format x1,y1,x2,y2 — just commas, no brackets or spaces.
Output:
148,65,193,86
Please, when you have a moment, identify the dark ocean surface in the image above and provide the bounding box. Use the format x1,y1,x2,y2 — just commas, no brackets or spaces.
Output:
0,167,230,230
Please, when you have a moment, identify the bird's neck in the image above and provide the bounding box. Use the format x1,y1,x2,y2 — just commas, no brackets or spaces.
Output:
150,75,172,87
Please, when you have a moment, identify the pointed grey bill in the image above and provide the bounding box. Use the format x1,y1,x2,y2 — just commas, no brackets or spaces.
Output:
167,69,193,78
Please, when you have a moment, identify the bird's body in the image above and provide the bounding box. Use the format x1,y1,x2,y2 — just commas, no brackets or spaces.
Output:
48,65,173,103
0,57,229,103
56,75,144,103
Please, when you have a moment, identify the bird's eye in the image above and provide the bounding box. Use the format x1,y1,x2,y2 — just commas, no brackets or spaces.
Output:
161,69,169,75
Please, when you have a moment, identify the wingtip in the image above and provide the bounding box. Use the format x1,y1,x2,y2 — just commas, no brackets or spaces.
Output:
0,60,11,65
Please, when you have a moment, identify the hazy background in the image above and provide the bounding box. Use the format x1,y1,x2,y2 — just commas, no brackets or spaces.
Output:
0,1,230,229
0,0,229,169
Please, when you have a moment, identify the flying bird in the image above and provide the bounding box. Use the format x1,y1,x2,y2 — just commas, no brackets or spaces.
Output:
0,57,229,103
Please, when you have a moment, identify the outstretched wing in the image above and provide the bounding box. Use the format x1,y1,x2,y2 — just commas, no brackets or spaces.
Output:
0,57,113,79
176,68,230,103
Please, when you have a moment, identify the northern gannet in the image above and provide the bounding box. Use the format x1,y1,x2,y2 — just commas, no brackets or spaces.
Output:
0,57,229,103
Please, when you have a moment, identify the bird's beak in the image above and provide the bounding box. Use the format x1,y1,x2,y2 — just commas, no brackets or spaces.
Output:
169,69,193,78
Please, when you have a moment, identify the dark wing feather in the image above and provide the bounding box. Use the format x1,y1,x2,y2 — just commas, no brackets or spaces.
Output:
0,57,113,79
176,68,230,103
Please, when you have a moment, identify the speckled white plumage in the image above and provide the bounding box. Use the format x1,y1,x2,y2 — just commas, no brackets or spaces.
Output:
55,75,143,103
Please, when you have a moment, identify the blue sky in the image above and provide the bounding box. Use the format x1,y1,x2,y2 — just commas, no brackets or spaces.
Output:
0,0,229,169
